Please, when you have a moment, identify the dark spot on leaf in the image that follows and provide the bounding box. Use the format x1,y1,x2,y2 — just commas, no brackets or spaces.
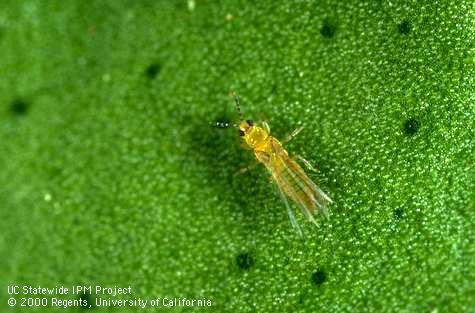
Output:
145,63,161,79
394,208,404,220
236,252,254,270
403,118,420,136
398,20,412,35
320,22,336,38
312,269,326,285
10,99,30,116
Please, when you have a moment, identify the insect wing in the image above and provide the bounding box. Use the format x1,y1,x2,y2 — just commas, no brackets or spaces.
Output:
272,175,304,238
283,155,331,220
269,139,331,222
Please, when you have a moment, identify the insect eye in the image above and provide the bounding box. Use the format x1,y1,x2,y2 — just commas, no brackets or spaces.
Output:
246,119,254,126
239,130,245,137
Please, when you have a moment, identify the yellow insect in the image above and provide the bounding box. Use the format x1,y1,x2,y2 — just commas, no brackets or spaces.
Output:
220,93,333,236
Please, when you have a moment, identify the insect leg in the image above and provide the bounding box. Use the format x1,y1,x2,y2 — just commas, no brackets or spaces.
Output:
262,121,270,133
240,141,252,150
282,125,305,144
233,162,258,176
296,155,318,173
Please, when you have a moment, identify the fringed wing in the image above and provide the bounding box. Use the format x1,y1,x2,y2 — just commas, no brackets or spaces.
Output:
272,177,304,238
268,139,332,224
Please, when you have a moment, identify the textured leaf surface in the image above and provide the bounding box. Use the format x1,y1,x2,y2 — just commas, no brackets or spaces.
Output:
1,1,474,312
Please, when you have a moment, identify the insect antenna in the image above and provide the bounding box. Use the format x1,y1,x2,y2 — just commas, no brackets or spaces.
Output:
214,91,241,129
215,120,238,128
215,121,230,128
232,91,243,120
215,93,240,128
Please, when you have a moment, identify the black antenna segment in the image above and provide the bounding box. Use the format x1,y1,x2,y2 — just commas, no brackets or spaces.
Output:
233,91,243,119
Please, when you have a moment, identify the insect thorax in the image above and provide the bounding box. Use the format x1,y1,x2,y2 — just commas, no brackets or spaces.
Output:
244,126,269,148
